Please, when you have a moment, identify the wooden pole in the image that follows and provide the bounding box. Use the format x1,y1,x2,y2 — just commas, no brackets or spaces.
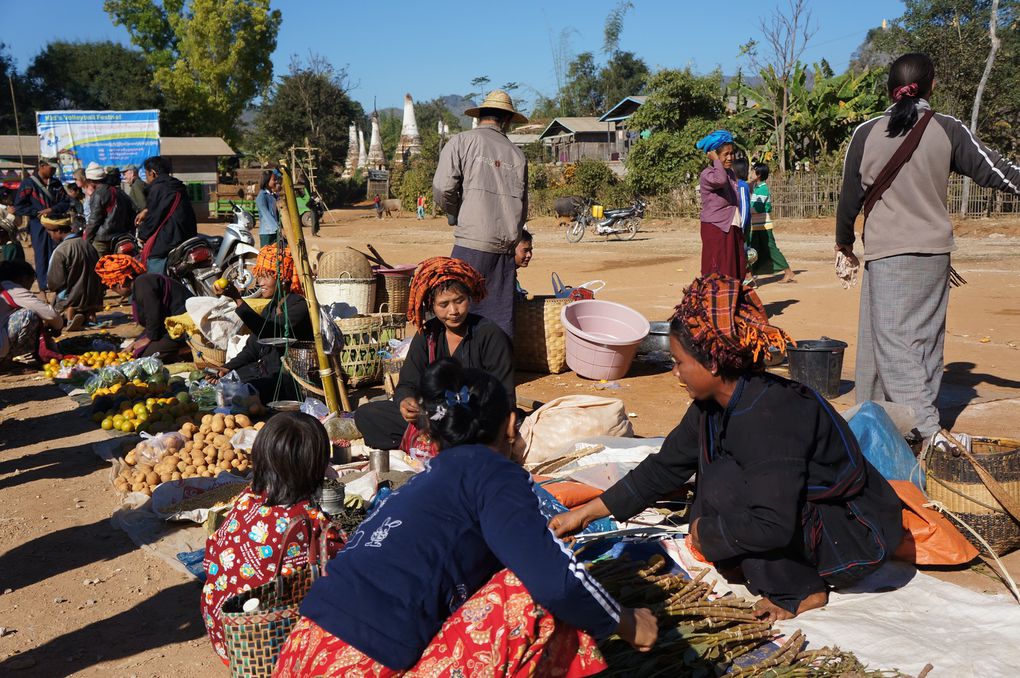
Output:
278,162,352,413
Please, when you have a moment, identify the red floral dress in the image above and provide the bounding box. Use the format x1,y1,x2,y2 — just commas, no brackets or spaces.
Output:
201,489,340,663
273,569,607,678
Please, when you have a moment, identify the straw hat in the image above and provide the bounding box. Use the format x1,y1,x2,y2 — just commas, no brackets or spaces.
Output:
40,215,73,231
464,90,528,124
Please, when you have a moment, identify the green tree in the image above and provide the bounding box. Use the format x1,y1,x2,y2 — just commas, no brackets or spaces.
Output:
851,0,1020,156
0,43,31,137
22,41,186,130
599,51,649,109
104,0,282,141
571,157,615,199
561,52,603,116
625,69,726,194
250,55,364,204
398,157,436,211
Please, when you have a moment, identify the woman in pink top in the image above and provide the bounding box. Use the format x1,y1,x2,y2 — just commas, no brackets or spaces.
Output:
696,130,746,281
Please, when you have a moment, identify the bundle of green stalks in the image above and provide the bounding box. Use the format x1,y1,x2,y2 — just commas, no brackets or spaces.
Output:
591,555,916,677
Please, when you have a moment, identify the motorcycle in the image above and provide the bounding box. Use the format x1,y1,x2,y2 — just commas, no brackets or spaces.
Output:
166,202,260,296
565,198,646,243
295,187,326,231
109,232,139,257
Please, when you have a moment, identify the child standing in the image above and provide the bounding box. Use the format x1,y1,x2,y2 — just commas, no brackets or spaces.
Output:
750,163,795,283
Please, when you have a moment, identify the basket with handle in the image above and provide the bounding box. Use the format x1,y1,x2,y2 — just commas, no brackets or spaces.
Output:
374,270,413,314
221,518,329,677
372,303,407,345
313,271,376,316
513,295,570,374
187,334,227,369
923,433,1020,555
333,315,384,387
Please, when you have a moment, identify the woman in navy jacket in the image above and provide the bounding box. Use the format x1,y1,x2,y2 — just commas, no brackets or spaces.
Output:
275,360,658,676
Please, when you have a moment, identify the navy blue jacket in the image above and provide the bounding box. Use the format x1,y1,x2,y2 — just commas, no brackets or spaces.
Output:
13,173,71,222
301,444,620,670
138,174,197,259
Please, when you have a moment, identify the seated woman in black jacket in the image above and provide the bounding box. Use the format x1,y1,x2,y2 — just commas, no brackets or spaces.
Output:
551,275,904,622
95,254,192,360
213,243,311,402
353,257,514,454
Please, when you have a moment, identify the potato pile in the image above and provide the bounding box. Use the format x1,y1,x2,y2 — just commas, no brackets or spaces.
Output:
114,413,265,495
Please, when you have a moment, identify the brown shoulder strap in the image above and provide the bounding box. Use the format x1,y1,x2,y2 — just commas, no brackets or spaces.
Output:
862,109,935,222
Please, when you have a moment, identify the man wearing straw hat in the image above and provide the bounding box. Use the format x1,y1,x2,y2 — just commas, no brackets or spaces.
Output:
433,90,528,338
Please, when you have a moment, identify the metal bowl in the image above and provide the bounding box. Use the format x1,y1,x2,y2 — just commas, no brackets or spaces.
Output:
267,400,302,412
638,321,671,355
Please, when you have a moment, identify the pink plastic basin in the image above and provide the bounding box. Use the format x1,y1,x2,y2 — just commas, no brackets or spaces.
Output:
561,300,650,380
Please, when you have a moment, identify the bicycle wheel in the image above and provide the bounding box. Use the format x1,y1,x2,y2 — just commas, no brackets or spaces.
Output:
566,220,586,243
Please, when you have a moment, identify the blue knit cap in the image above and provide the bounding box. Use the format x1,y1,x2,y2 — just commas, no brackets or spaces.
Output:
695,130,734,153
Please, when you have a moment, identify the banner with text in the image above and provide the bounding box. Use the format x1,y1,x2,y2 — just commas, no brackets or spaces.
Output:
37,110,160,182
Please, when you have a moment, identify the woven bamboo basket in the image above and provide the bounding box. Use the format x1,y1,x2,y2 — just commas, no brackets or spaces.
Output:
313,271,376,315
284,342,320,384
513,295,570,374
925,437,1020,555
187,334,227,369
374,272,412,314
372,304,408,346
334,315,384,387
317,248,373,279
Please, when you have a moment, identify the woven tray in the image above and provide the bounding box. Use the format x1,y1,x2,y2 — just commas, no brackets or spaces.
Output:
513,295,570,374
334,315,384,387
187,334,227,369
926,437,1020,555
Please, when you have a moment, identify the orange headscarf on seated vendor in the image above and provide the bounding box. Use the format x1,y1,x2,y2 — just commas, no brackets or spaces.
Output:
407,257,487,331
674,274,793,374
253,243,302,294
95,254,146,288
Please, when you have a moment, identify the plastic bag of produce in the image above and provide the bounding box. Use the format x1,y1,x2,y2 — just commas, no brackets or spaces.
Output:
84,366,127,394
189,381,218,411
132,431,187,466
214,373,260,414
121,356,163,381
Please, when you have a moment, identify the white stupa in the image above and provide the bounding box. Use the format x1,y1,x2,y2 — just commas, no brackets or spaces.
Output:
343,123,359,178
392,93,422,167
367,112,386,170
357,128,368,169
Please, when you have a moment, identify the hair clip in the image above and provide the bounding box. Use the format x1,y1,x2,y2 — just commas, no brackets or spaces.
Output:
429,404,448,421
444,386,471,409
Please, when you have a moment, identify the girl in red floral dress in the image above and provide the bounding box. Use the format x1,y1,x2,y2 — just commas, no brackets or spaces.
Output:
201,412,343,663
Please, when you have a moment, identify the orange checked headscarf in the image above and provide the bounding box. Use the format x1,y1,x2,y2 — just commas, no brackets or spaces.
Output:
407,257,486,331
95,255,146,288
253,243,302,293
674,274,792,373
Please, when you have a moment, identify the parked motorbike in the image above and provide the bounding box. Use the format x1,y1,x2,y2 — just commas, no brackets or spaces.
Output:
109,232,140,257
166,202,260,296
565,198,646,243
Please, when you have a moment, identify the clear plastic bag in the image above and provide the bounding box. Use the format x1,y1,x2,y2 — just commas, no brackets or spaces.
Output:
300,398,330,420
133,432,187,466
84,366,127,395
214,373,260,414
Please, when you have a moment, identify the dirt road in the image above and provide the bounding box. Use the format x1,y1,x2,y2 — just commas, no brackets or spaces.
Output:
1,210,1018,675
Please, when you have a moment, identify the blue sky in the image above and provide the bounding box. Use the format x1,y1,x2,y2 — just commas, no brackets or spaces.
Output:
4,0,905,113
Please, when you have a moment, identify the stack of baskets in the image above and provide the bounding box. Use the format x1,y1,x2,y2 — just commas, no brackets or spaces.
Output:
513,295,570,374
374,265,415,314
314,249,376,315
188,334,227,370
924,436,1020,555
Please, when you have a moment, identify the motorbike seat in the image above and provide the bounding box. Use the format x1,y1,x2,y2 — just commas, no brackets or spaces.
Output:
604,208,633,218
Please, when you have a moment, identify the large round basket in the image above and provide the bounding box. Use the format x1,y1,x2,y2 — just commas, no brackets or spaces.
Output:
334,315,384,387
374,265,415,314
187,334,227,369
314,272,377,315
317,248,373,279
513,295,570,374
925,437,1020,555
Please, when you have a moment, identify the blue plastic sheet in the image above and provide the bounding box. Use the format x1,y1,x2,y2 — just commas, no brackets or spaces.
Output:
848,401,924,490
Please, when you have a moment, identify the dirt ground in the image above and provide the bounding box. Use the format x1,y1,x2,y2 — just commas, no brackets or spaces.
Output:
1,208,1019,676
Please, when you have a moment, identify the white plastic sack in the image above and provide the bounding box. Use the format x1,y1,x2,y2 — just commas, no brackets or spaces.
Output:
519,395,634,465
151,472,249,522
185,296,246,349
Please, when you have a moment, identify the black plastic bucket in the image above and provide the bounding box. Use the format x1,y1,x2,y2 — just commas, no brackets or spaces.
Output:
786,339,847,398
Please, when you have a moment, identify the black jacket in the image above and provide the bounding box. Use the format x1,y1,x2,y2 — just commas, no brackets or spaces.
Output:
394,314,515,404
86,183,136,243
132,274,193,341
601,373,903,586
138,174,197,259
223,294,313,381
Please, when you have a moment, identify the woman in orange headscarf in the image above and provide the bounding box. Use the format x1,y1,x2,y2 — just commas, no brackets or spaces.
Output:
352,256,514,456
213,243,310,402
95,254,193,359
551,274,903,623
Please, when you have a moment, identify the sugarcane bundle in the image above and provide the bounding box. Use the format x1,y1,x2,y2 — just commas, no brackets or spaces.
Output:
590,555,914,677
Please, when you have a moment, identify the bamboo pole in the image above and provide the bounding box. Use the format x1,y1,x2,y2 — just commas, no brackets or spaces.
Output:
278,163,352,413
